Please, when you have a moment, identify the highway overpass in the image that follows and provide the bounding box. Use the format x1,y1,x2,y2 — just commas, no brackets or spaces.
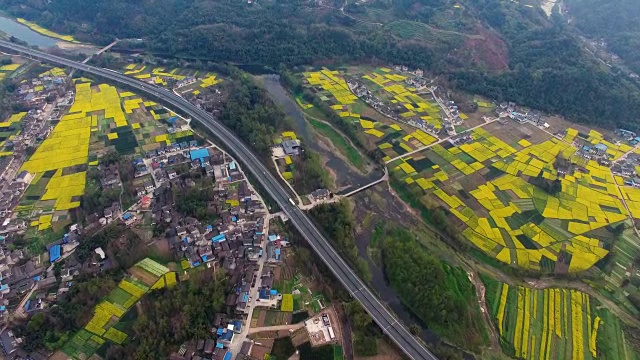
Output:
0,39,438,360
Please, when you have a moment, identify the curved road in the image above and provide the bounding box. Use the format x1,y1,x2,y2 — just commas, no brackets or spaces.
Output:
0,40,437,360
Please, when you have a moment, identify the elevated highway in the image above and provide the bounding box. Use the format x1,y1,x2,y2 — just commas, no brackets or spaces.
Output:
0,40,437,360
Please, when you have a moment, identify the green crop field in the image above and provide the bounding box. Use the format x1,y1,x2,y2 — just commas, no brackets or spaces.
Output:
484,278,640,360
61,258,170,358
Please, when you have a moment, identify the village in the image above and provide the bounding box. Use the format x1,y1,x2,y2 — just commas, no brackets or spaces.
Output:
0,51,346,360
1,44,640,360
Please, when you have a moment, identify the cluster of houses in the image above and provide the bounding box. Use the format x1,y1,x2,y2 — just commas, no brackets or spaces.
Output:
496,102,549,129
163,187,282,270
0,171,33,229
0,83,76,232
574,141,611,163
141,142,287,272
440,99,463,136
99,163,122,189
170,315,252,360
140,145,237,192
449,131,473,147
163,156,295,360
392,65,424,77
552,128,640,185
169,231,290,360
346,78,440,136
0,224,94,356
17,71,67,106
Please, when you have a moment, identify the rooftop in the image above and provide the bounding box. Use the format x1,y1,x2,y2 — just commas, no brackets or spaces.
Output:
190,148,209,161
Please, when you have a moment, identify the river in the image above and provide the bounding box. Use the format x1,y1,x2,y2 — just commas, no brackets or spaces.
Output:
263,73,475,358
260,75,382,192
0,16,58,47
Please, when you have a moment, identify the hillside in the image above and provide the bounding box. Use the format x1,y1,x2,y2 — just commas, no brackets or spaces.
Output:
2,0,640,129
566,0,640,74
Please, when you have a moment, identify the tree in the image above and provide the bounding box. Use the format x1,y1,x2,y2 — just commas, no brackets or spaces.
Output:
308,201,372,281
344,301,372,329
550,179,562,195
130,271,226,358
380,228,487,349
410,324,421,335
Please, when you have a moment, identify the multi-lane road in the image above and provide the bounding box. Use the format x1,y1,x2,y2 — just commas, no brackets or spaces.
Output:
0,40,437,360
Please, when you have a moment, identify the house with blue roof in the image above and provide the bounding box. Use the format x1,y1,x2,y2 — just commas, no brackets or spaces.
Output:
218,328,234,345
190,148,209,162
211,234,226,243
594,143,608,154
266,241,282,263
258,289,270,300
49,245,61,262
231,320,242,334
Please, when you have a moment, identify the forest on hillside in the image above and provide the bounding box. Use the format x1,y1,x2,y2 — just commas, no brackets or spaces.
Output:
2,0,640,130
566,0,640,74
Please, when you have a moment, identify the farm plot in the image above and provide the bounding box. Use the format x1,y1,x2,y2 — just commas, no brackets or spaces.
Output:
124,65,187,84
176,73,223,96
0,112,27,155
97,88,192,156
21,81,143,200
273,131,298,183
264,310,293,326
60,330,103,359
301,69,435,160
391,125,637,273
281,294,294,312
123,64,220,94
272,267,325,316
19,82,96,215
16,79,191,236
485,280,640,360
0,62,22,81
361,68,444,130
61,258,175,359
17,18,79,42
